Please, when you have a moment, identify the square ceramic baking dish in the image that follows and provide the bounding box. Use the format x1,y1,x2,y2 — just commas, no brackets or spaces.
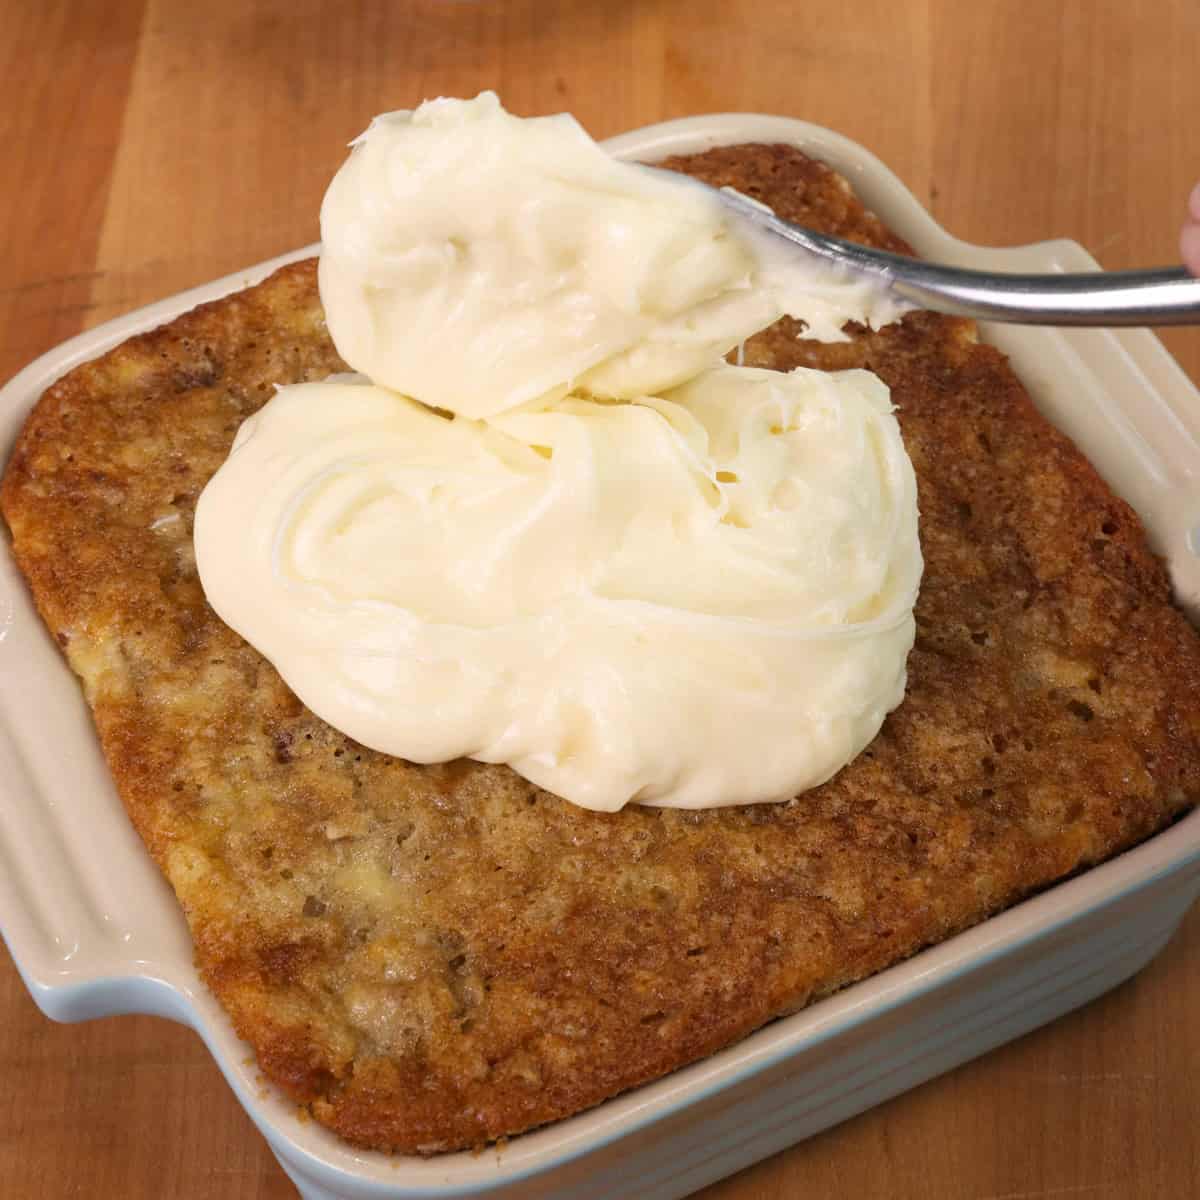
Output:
3,113,1200,1200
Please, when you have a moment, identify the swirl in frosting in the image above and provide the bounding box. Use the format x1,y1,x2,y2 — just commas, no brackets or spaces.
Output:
195,366,920,811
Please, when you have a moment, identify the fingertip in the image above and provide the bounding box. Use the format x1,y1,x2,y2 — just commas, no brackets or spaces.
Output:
1182,221,1200,277
1189,180,1200,222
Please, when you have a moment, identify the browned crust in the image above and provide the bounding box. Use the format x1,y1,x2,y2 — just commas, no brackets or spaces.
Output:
4,146,1200,1154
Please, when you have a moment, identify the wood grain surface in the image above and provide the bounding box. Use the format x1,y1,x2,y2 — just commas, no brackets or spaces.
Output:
2,2,1198,1197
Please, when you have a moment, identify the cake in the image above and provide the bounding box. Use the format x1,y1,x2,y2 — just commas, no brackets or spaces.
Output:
4,144,1199,1153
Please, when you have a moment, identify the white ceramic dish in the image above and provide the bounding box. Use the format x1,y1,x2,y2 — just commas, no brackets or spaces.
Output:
3,114,1200,1200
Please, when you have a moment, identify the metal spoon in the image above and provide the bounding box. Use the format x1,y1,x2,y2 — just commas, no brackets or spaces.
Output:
714,186,1200,327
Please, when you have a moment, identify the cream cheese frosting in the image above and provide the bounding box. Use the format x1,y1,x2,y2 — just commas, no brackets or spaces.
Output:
195,94,923,812
195,367,920,812
317,92,906,419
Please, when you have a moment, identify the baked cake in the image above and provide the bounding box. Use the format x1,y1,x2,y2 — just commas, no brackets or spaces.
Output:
4,145,1199,1153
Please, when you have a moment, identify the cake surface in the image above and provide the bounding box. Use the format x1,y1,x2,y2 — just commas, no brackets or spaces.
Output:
4,144,1200,1154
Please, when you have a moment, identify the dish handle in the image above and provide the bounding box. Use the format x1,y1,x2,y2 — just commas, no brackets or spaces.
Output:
0,709,198,1025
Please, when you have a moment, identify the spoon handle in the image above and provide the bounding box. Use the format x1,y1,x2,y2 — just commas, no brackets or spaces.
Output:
720,189,1200,327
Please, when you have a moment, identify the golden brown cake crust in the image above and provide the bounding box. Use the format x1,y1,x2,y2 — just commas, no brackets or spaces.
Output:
4,146,1200,1154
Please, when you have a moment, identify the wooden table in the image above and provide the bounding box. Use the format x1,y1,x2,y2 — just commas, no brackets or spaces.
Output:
3,2,1198,1196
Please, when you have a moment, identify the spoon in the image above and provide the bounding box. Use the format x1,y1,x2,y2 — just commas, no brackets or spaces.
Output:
714,186,1200,327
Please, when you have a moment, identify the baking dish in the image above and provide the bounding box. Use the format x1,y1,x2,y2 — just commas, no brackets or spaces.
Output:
2,113,1200,1200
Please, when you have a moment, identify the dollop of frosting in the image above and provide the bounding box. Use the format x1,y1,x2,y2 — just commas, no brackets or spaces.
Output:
194,368,921,812
196,92,923,812
317,91,905,420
